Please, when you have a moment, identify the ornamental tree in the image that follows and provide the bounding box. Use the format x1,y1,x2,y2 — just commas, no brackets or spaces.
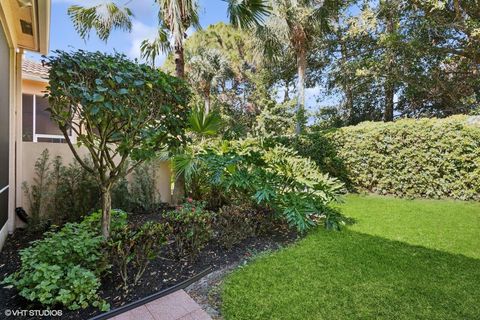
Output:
45,50,190,238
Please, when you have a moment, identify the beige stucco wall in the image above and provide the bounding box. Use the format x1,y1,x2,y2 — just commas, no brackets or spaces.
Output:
22,78,47,94
20,142,172,210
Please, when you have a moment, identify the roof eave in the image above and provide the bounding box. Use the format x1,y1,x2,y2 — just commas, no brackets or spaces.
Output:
22,73,48,82
36,0,50,55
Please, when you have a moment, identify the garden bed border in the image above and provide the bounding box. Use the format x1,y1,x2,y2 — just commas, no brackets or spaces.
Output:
89,267,212,320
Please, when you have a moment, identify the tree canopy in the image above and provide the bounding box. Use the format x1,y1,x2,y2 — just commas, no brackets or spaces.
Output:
45,50,190,237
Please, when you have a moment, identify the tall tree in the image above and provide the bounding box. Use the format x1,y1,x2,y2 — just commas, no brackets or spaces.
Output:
379,0,400,121
255,0,340,134
187,48,233,113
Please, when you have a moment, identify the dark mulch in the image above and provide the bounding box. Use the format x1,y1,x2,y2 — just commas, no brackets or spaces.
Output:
0,213,297,320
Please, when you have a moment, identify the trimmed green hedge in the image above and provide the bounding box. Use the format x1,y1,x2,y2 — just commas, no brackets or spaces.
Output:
277,116,480,200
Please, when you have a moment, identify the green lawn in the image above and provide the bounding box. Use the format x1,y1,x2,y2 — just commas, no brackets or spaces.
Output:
222,195,480,320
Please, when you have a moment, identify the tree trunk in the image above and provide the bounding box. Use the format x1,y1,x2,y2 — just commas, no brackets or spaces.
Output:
205,95,210,114
101,187,112,238
172,43,186,205
284,80,290,102
172,172,186,205
295,51,307,135
383,2,395,122
204,83,211,114
174,44,185,79
384,82,394,121
339,36,354,123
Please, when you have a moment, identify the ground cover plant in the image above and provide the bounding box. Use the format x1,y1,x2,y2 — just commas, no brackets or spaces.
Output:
0,205,297,319
222,194,480,320
1,210,127,311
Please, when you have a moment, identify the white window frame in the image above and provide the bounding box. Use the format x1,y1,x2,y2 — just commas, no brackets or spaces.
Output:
26,94,75,143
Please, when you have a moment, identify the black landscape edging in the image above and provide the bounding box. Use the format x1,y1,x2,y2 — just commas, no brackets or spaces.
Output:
89,267,212,320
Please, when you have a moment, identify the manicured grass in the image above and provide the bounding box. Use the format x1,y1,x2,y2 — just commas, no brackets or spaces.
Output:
222,195,480,320
339,194,480,259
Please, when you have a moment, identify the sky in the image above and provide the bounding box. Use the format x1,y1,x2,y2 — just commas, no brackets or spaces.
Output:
26,0,327,114
27,0,230,62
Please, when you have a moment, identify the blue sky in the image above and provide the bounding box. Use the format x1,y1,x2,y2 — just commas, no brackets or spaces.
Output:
27,0,230,62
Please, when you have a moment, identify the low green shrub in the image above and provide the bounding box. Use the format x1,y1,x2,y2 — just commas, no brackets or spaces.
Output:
22,149,52,232
22,150,100,228
2,209,128,311
2,222,108,310
23,151,165,231
215,204,255,249
128,161,163,213
164,200,214,260
82,209,128,232
108,221,168,289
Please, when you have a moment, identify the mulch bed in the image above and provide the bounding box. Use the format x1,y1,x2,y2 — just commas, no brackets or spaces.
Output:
0,212,297,320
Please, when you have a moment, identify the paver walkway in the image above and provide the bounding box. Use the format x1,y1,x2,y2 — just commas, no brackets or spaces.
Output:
109,289,211,320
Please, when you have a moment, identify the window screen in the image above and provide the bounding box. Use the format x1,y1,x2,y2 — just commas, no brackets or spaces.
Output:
35,95,63,136
22,94,33,141
22,94,69,142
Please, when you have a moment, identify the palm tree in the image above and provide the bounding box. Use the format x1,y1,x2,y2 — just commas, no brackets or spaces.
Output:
68,0,270,204
172,107,222,200
255,0,339,134
187,48,233,113
69,1,270,75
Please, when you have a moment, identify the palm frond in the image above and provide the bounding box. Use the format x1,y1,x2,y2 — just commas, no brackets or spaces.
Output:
188,108,222,136
156,0,201,47
68,2,133,42
140,28,171,67
225,0,271,28
172,152,199,181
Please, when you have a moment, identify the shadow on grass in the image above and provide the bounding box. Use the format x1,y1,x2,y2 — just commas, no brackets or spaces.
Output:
222,229,480,320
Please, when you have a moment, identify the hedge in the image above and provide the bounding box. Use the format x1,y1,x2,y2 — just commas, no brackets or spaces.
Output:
277,116,480,201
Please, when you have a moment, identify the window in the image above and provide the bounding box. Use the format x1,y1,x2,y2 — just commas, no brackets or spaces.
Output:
22,94,71,143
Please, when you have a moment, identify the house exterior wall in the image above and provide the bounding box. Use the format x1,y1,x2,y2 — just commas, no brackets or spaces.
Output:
19,143,173,207
0,2,23,251
0,0,51,251
0,9,11,249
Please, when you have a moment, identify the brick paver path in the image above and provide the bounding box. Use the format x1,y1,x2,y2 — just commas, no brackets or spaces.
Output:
109,289,211,320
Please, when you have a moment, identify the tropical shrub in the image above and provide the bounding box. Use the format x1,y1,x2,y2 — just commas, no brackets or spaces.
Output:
272,132,352,188
164,200,214,260
107,221,168,288
285,116,480,200
175,138,345,232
